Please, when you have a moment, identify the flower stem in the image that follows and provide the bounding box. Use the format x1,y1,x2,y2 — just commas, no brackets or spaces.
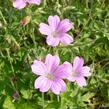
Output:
42,92,44,109
57,95,60,102
0,10,7,25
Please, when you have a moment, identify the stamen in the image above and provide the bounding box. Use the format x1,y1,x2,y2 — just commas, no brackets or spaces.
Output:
52,31,59,37
46,73,54,80
72,72,79,77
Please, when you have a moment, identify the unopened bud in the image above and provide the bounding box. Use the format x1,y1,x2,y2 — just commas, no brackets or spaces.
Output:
20,15,31,26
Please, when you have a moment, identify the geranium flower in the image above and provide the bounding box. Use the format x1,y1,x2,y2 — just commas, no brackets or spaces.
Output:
64,56,91,87
31,54,69,95
13,0,41,9
39,15,74,47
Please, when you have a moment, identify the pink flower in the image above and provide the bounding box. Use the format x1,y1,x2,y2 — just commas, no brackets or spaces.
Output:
39,15,74,47
31,54,69,95
64,56,91,87
13,0,41,9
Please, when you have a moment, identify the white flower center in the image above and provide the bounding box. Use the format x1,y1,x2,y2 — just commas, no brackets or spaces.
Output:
72,72,79,77
46,73,54,80
52,31,59,37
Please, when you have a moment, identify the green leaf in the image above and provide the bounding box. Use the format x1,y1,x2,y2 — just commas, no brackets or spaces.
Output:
20,89,31,99
3,96,15,109
82,93,94,102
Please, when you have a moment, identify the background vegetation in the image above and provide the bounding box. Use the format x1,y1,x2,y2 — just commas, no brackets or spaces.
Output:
0,0,109,109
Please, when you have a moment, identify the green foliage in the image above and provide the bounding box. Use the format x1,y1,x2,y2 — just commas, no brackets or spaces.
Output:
0,0,109,109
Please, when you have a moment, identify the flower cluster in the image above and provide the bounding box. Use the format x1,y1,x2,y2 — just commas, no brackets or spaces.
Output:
31,54,91,95
13,0,91,95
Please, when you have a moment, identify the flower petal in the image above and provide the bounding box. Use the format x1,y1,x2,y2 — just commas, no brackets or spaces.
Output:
57,79,66,92
73,56,84,73
46,35,60,47
31,60,47,75
34,76,46,89
40,79,52,92
35,76,52,92
27,0,41,5
60,33,73,45
51,79,66,95
45,54,60,73
76,77,87,87
82,66,91,77
39,23,51,35
51,83,60,95
13,0,27,9
48,15,60,31
57,19,73,33
67,76,76,82
63,61,73,73
54,62,71,79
